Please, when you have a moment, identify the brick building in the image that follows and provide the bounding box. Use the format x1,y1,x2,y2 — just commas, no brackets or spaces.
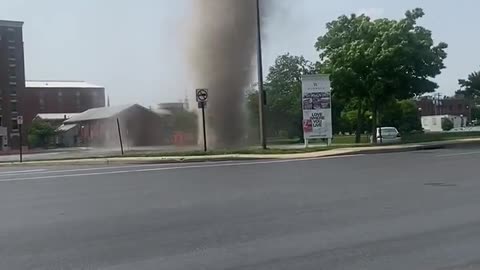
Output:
23,81,106,128
416,96,473,121
0,20,26,150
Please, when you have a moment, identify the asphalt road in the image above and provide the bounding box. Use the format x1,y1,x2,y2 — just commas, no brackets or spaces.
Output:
1,148,480,269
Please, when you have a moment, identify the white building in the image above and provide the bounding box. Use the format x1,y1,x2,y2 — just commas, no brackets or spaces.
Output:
421,115,466,132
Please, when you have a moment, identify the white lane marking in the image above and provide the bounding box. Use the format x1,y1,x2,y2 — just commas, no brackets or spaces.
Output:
0,169,48,175
0,155,361,183
436,151,480,157
0,162,234,179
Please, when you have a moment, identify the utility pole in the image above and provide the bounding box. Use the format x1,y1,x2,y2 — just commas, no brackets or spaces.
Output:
256,0,267,150
116,118,124,156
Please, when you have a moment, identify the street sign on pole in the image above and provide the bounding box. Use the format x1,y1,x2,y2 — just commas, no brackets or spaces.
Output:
196,89,208,152
17,116,23,125
17,116,23,163
196,89,208,103
201,102,207,152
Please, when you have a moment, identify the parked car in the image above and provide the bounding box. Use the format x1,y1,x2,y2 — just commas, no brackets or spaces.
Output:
370,127,402,144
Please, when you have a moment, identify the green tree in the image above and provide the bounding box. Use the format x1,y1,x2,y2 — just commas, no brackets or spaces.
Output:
28,121,56,148
381,100,422,133
457,70,480,102
263,53,315,139
441,117,454,131
315,8,447,143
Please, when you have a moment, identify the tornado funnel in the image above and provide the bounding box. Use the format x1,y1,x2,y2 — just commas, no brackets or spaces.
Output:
188,0,258,149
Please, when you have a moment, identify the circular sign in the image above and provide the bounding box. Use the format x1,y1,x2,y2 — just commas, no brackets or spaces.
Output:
197,89,208,102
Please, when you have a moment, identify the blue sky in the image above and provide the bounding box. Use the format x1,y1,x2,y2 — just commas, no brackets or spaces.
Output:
1,0,478,106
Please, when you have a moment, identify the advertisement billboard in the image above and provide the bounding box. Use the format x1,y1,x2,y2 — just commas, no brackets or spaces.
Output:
302,74,332,141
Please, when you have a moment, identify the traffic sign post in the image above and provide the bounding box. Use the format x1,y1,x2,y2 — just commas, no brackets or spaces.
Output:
17,116,23,163
196,89,208,152
196,89,208,103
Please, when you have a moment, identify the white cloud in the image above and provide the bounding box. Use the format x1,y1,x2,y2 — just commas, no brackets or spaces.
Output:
357,8,385,19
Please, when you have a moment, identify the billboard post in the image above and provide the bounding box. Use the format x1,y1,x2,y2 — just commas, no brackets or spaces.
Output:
301,74,333,148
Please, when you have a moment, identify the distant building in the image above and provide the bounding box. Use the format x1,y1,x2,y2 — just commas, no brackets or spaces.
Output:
158,102,188,114
416,96,473,120
421,115,466,132
23,80,106,129
0,20,26,150
64,104,172,147
33,113,80,128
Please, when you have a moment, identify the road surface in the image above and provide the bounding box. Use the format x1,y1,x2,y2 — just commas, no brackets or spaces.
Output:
1,148,480,269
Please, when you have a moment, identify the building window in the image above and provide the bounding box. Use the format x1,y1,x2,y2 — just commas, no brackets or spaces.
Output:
10,86,17,96
39,97,45,111
7,30,15,43
11,101,17,113
458,104,462,110
0,116,2,126
8,46,15,50
9,81,17,86
8,69,17,80
11,119,18,130
58,91,63,97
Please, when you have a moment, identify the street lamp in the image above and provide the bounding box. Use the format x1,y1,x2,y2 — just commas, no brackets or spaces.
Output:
418,107,423,130
256,0,267,150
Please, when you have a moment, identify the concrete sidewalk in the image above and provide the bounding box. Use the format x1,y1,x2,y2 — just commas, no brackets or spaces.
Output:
2,138,480,167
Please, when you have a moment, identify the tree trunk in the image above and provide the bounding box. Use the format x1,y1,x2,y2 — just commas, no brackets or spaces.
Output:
355,101,363,144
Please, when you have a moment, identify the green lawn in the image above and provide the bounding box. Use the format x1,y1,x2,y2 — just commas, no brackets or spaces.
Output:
270,132,480,146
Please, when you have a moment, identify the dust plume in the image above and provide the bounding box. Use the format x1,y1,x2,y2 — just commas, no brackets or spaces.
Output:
187,0,260,149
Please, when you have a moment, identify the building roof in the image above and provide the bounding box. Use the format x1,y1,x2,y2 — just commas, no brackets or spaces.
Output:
0,20,23,28
35,113,80,121
56,124,78,132
154,109,173,116
65,104,137,123
26,81,104,89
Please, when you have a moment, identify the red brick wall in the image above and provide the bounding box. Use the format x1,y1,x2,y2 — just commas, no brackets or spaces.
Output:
417,98,473,119
23,87,105,128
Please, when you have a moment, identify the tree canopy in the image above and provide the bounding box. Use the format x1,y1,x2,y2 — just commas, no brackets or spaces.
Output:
263,54,315,138
315,8,447,142
245,8,450,143
457,70,480,101
28,121,56,148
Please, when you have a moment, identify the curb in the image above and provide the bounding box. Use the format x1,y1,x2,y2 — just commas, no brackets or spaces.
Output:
2,138,480,167
352,139,480,155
